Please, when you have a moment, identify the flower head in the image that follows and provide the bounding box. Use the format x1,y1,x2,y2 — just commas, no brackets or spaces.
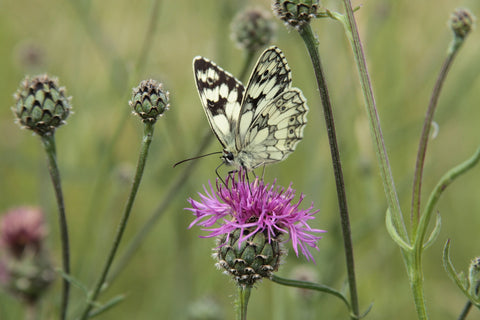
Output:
0,207,47,258
13,74,72,136
129,79,169,123
449,8,474,40
0,207,54,303
187,171,325,262
272,0,319,29
231,7,276,52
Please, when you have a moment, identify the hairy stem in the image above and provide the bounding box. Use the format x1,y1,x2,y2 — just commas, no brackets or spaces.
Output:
297,23,359,318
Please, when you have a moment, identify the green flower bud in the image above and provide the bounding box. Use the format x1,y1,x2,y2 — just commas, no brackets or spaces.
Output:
13,75,71,136
450,8,475,40
129,79,169,123
272,0,319,28
468,257,480,296
231,8,276,52
215,228,284,286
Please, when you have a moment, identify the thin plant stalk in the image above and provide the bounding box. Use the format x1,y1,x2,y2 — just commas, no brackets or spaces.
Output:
338,0,407,239
236,285,251,320
297,22,359,319
41,134,70,320
237,50,256,83
79,122,155,320
74,0,162,272
410,34,465,233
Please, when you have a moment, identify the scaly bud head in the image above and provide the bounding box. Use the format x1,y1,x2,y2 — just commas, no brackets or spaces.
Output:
129,79,169,123
13,74,71,136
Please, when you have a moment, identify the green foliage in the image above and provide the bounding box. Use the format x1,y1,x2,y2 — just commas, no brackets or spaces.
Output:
1,0,480,319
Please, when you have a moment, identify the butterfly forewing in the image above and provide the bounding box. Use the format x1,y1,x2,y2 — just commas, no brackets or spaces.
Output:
237,47,292,149
193,57,244,148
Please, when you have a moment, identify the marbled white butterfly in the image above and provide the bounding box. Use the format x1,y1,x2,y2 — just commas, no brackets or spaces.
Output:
193,46,308,171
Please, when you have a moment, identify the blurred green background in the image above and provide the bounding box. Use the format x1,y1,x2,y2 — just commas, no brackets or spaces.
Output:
1,0,480,319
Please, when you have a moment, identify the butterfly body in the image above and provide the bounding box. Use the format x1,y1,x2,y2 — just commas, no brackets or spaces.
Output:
193,46,308,171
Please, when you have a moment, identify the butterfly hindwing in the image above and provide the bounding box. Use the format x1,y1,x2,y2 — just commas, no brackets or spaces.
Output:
193,57,244,149
242,88,308,166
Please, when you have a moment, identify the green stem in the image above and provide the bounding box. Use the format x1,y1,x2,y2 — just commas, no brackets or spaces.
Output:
79,122,155,320
417,147,480,250
297,23,359,319
457,301,473,320
236,285,252,320
409,147,480,320
339,0,407,239
108,129,213,282
410,43,460,233
41,134,70,320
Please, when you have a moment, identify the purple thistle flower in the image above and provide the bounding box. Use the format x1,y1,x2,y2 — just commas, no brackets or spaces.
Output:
187,171,325,262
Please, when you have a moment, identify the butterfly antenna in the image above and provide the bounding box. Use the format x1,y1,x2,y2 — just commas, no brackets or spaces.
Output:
173,151,223,168
215,162,227,187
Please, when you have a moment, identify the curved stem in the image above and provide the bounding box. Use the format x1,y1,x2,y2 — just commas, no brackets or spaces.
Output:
236,285,251,320
417,147,480,249
410,37,463,233
79,122,155,320
297,23,359,319
41,134,70,320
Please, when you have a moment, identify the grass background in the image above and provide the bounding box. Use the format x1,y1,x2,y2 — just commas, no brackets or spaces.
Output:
1,0,480,319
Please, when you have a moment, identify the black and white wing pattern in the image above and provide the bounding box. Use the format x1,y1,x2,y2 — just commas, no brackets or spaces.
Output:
193,57,244,149
193,46,308,171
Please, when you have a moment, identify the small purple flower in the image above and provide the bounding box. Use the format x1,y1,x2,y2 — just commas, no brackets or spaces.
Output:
187,171,325,262
0,206,46,258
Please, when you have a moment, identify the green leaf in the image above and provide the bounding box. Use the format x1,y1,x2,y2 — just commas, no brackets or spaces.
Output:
271,275,351,310
88,295,126,318
443,240,480,307
385,209,412,251
422,213,441,250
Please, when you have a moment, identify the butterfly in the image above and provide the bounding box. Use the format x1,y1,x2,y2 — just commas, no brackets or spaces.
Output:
193,46,308,171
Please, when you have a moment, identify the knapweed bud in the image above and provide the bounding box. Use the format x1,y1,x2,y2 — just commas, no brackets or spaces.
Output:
13,74,71,136
468,257,480,296
272,0,319,28
0,207,46,259
129,79,169,123
215,228,283,286
231,8,276,52
450,8,474,40
0,207,54,303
